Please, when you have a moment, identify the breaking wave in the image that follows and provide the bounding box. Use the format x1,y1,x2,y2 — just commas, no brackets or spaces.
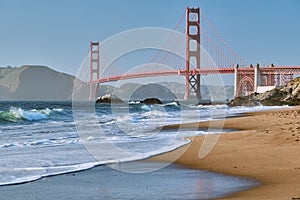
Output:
0,107,63,122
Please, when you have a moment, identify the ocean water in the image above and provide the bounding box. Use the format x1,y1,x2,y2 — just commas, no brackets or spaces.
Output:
0,101,284,187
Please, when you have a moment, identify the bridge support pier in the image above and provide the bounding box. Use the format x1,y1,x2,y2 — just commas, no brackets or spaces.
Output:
89,42,100,100
234,64,239,97
254,63,261,92
184,7,201,101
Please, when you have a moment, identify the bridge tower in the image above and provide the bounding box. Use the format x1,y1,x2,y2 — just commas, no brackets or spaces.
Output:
89,42,100,100
184,7,201,101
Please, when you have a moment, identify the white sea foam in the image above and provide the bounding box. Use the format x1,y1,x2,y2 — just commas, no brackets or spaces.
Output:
128,100,140,105
0,162,100,186
162,101,180,107
141,104,151,111
0,136,190,185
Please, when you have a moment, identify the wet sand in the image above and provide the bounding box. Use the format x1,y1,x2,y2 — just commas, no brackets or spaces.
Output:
149,106,300,199
0,163,255,200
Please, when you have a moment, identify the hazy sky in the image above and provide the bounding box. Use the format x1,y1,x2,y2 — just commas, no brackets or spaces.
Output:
0,0,299,76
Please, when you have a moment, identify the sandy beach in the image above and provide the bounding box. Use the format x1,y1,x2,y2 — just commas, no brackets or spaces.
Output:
150,106,300,199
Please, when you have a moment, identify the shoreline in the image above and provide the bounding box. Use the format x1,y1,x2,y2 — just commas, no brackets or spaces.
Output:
1,105,300,199
149,106,300,199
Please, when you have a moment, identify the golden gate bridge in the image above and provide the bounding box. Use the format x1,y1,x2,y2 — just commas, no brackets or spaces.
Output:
86,6,300,100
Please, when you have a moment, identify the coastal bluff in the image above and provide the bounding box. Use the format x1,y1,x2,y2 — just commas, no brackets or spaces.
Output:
228,77,300,106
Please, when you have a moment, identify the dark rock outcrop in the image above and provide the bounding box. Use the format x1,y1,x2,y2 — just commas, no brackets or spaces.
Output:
140,98,163,104
96,94,123,103
228,77,300,106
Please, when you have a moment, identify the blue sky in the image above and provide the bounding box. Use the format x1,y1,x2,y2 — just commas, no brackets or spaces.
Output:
0,0,299,76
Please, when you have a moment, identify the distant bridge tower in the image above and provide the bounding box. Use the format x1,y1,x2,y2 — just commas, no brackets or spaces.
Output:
184,7,201,101
89,42,100,99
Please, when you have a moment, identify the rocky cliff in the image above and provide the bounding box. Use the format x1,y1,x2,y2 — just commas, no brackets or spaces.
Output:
228,77,300,106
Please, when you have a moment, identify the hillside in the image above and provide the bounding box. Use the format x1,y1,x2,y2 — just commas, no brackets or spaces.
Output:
0,65,80,100
101,82,234,101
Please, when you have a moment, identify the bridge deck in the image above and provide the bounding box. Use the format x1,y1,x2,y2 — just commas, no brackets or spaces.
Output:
90,66,300,84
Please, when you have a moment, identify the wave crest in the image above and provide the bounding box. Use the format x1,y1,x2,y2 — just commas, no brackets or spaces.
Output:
0,107,63,122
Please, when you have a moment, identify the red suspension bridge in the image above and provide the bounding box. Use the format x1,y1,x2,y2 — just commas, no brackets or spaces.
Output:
87,6,300,100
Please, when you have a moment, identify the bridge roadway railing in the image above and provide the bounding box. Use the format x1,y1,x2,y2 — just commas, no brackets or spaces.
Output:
89,66,300,84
